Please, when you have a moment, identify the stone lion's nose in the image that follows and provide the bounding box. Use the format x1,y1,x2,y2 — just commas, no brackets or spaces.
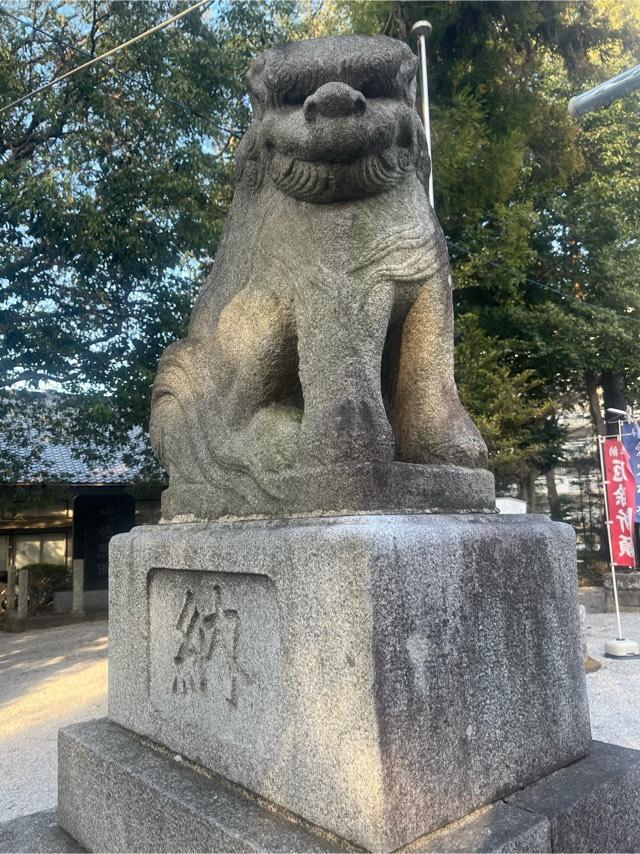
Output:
303,82,366,121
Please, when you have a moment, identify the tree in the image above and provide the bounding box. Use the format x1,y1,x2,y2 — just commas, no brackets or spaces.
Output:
3,0,639,500
0,0,297,478
336,1,640,490
455,315,562,505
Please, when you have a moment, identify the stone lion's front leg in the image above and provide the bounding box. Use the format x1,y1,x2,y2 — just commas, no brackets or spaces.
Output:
295,273,395,467
393,263,488,468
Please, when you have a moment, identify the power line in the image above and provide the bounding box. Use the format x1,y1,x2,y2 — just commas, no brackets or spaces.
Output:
1,6,239,138
0,0,212,117
448,239,640,330
0,6,241,139
2,9,637,334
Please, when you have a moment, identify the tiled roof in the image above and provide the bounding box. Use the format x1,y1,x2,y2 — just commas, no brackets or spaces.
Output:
0,394,145,485
1,437,139,485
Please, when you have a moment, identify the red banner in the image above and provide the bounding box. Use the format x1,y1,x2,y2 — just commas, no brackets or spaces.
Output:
603,438,637,567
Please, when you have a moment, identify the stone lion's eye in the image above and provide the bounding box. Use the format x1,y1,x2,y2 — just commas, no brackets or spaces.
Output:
282,89,307,106
360,77,394,99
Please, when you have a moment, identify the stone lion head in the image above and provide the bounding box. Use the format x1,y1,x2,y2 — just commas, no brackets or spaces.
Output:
238,35,430,203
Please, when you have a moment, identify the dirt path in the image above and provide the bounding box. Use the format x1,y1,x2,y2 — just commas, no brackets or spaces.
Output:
0,621,107,823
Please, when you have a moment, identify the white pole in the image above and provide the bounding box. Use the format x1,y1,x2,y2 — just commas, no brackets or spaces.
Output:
598,435,624,639
599,416,640,658
411,21,435,209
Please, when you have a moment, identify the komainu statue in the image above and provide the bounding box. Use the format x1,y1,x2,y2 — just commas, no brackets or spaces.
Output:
150,35,494,519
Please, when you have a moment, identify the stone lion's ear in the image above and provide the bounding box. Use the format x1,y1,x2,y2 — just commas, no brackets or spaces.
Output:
245,55,268,118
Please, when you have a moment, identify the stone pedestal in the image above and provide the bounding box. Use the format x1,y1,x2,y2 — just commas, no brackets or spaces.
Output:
71,559,85,616
88,514,589,851
51,721,640,854
5,511,640,852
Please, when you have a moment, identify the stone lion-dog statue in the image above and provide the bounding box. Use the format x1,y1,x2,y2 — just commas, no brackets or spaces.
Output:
150,35,493,519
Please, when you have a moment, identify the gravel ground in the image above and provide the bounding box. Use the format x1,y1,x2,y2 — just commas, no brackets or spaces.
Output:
583,609,640,750
0,620,107,823
0,604,639,824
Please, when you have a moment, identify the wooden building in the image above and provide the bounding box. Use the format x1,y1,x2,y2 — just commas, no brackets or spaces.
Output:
0,431,160,612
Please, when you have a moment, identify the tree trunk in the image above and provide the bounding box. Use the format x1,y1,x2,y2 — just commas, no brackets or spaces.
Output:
517,478,528,503
545,469,563,521
392,1,410,39
527,470,538,513
602,369,627,435
586,374,605,436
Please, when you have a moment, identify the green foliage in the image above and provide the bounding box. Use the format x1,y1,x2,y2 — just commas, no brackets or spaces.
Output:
455,315,562,488
2,0,639,499
338,0,640,487
0,0,296,480
18,561,72,613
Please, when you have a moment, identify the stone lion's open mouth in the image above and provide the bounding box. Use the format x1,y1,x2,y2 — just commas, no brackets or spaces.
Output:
269,147,415,202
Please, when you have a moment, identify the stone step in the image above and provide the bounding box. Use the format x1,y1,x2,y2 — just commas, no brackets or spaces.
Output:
47,719,640,853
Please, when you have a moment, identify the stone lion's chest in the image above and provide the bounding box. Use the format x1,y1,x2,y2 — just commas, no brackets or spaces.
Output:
256,179,442,289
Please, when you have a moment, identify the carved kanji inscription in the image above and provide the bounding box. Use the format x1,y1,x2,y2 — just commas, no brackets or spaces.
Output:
149,569,280,745
172,586,243,705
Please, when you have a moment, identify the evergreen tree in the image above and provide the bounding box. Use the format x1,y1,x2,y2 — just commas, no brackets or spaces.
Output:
337,0,640,494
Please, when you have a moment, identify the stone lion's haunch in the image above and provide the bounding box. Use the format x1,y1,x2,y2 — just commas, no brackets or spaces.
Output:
149,35,493,520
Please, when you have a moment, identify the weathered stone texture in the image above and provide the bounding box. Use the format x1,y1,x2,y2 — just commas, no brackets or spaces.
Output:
508,740,640,853
11,736,640,853
57,719,342,853
161,462,495,520
0,810,83,854
149,35,491,520
404,802,551,853
108,513,590,851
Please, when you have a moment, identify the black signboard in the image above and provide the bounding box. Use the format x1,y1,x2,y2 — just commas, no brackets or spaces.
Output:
72,494,135,590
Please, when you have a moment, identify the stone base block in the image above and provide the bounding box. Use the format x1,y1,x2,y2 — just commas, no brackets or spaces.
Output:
161,462,496,520
0,809,83,853
407,802,551,853
108,514,590,850
52,720,640,854
57,719,341,853
604,572,640,612
507,739,640,853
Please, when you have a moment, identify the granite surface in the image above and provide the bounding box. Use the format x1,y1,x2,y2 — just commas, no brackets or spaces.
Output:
57,719,343,853
404,802,551,853
508,739,640,852
52,722,640,854
108,513,590,850
149,35,489,520
0,809,83,853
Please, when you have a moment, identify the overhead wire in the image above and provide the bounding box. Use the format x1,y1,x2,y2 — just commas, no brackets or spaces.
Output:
0,6,241,138
0,0,219,117
447,238,640,330
1,7,638,335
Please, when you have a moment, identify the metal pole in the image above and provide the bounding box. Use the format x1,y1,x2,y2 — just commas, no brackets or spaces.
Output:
569,64,640,117
411,20,434,209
